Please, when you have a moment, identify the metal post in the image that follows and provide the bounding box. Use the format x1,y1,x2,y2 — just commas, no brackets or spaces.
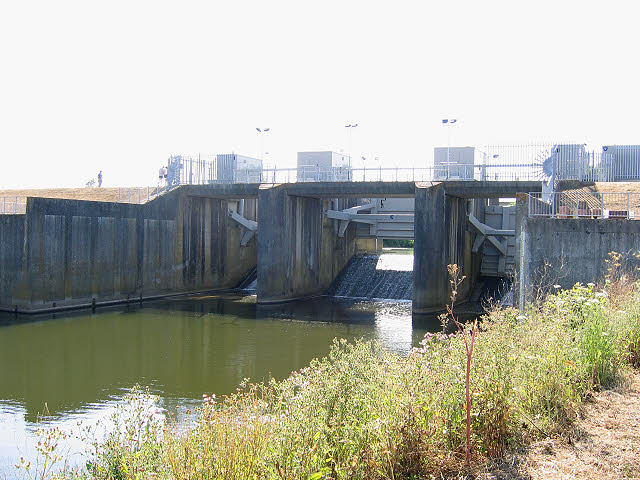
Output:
628,192,631,219
446,123,450,180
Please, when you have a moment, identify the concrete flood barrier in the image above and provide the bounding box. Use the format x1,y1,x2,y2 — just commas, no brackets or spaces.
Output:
0,186,258,313
1,181,544,314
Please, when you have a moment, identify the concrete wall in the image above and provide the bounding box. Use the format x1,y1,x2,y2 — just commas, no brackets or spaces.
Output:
257,184,357,303
0,188,257,312
0,215,25,309
516,194,640,308
413,183,481,313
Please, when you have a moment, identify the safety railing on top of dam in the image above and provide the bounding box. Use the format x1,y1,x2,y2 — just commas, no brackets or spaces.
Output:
166,143,640,187
0,187,161,215
166,163,547,187
0,197,27,215
527,192,640,220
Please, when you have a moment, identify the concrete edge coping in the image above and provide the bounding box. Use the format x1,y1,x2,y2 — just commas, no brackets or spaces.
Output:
1,288,242,316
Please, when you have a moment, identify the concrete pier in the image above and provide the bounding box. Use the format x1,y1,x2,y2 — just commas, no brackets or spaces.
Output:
257,184,357,303
412,183,481,313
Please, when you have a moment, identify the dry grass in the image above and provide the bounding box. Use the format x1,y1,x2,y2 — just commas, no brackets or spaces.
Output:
479,371,640,480
525,371,640,480
0,187,157,204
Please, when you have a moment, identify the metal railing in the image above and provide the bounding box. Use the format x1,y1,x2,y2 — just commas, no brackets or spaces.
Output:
0,197,27,214
165,144,640,186
0,189,160,215
116,187,162,204
527,192,640,219
164,163,555,186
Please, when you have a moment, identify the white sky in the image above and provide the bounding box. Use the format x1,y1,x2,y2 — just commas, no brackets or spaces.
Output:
1,0,638,188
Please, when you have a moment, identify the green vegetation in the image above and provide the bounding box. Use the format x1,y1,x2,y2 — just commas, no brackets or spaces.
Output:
24,259,640,479
382,239,413,249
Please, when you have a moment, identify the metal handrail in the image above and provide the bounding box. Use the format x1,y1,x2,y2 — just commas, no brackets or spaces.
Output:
0,197,26,214
527,192,640,219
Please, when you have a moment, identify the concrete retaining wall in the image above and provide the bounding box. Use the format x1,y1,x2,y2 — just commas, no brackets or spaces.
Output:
0,215,25,309
0,189,257,312
516,194,640,307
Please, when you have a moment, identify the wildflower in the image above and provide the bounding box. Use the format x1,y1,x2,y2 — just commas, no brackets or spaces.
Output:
516,315,527,321
595,292,607,298
554,284,561,289
587,282,595,287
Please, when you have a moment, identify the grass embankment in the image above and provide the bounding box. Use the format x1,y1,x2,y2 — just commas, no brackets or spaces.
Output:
34,274,640,479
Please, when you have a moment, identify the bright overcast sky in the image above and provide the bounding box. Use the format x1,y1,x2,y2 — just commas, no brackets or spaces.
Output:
1,0,638,188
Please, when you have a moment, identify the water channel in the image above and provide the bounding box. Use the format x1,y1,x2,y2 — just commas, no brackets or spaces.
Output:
0,252,485,474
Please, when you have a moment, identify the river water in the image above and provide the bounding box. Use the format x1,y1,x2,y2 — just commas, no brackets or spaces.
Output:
0,289,449,473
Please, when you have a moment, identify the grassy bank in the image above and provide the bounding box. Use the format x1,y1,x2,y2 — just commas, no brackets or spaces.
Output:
27,275,640,479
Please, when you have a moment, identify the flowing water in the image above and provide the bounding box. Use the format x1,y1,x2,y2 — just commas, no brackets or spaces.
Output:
327,253,414,299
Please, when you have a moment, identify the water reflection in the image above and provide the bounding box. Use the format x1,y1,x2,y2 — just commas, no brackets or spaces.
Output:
0,293,445,472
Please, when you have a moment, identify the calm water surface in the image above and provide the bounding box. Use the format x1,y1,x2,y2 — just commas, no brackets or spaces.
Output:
0,292,444,473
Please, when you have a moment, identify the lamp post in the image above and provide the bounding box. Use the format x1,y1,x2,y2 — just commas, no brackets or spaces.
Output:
256,127,270,162
345,124,358,180
442,119,457,179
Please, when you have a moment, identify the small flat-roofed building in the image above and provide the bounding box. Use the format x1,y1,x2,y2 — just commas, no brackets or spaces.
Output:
297,151,351,181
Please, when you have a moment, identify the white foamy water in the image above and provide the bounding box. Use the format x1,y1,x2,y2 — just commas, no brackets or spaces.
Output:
376,253,413,271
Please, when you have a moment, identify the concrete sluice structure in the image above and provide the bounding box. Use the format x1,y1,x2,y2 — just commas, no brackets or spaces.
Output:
0,181,544,314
